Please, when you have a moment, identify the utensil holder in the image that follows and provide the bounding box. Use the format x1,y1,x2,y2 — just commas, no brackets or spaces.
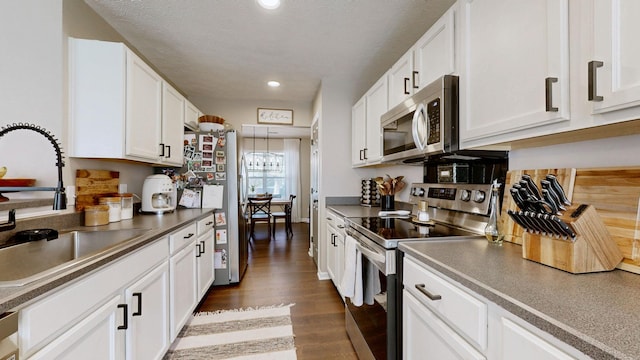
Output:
521,205,623,273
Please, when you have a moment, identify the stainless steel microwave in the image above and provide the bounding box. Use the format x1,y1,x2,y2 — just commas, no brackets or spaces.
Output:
381,75,458,164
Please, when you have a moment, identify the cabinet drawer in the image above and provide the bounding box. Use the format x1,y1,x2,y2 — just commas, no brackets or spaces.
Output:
169,223,197,254
196,214,214,236
403,256,488,351
19,237,168,357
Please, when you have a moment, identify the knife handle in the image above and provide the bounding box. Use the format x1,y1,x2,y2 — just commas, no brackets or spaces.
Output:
521,175,542,200
545,174,571,206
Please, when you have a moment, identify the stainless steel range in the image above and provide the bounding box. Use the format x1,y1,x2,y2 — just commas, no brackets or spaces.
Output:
343,182,495,360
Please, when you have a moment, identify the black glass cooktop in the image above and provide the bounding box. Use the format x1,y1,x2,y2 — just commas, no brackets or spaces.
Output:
345,216,481,248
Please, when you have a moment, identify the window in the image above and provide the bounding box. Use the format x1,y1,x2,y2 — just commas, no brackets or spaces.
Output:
246,152,285,199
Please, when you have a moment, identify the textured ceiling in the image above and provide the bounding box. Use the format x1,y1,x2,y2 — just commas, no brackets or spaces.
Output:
84,0,456,105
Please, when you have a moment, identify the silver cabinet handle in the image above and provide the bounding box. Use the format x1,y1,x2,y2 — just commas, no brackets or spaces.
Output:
415,284,442,301
588,60,604,101
545,77,558,112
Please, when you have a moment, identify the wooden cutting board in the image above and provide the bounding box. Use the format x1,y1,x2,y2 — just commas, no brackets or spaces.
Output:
501,166,640,274
75,169,119,210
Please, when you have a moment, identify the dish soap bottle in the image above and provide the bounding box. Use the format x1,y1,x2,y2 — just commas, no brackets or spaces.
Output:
485,180,504,245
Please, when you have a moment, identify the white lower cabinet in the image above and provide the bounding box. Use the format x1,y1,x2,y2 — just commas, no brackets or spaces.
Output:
196,228,215,299
169,234,198,341
125,263,170,360
21,238,169,359
403,255,588,360
325,211,345,296
196,215,215,299
19,215,216,360
403,290,485,360
28,295,125,360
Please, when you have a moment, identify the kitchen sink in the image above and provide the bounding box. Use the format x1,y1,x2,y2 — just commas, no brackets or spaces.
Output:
0,228,151,287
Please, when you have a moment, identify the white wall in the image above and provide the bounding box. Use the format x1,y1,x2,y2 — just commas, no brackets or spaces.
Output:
192,98,314,130
509,133,640,170
0,1,64,197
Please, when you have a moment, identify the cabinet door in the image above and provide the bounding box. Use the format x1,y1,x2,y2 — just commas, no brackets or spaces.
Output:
500,318,574,360
590,0,640,115
161,83,185,166
184,100,200,129
125,49,163,161
125,262,170,360
403,290,485,360
459,0,570,146
352,96,367,166
413,5,456,90
28,295,125,360
196,228,215,299
169,242,197,340
326,225,338,283
388,50,415,109
364,75,388,164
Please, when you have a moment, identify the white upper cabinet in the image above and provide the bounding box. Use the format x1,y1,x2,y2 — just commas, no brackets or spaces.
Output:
125,51,163,161
352,74,388,167
161,83,185,166
458,0,570,148
351,95,367,166
364,75,388,165
589,0,640,117
184,99,200,130
388,50,415,110
388,5,457,110
413,5,456,91
69,38,186,165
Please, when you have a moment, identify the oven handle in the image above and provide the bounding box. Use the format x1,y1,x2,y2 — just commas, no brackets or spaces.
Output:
355,241,386,270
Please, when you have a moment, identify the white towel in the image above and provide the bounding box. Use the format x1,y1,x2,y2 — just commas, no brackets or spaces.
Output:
364,260,381,305
341,235,363,306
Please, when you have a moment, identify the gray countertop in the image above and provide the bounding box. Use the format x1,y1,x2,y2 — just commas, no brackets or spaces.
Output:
326,205,382,218
0,208,211,314
399,239,640,360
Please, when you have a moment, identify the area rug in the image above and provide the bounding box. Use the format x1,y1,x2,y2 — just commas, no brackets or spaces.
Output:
163,304,297,360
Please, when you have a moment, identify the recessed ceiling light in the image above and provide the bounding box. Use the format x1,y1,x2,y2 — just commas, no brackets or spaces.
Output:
267,80,281,88
257,0,280,10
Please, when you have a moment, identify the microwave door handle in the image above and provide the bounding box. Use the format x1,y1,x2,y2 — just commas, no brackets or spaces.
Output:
412,103,427,150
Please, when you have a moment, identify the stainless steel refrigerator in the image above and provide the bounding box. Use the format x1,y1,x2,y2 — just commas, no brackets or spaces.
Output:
216,130,248,284
180,129,247,285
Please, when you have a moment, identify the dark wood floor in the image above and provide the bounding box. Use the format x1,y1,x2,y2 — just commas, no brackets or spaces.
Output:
197,222,359,359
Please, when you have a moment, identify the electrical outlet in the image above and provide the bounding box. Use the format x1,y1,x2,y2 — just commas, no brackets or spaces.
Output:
118,184,127,193
66,185,76,205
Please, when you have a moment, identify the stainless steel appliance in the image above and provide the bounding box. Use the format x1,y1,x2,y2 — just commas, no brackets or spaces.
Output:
344,182,494,360
177,130,247,284
381,75,458,164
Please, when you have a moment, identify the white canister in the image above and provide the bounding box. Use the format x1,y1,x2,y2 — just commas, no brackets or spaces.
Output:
99,196,122,222
118,193,134,220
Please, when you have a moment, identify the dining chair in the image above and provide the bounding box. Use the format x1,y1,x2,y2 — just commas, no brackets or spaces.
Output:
248,195,272,240
272,194,296,238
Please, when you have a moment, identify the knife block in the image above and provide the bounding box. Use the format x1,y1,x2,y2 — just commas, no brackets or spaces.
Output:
521,205,623,274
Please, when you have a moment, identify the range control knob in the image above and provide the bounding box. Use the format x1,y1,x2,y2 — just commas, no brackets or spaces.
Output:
412,187,425,197
460,189,471,202
473,190,486,203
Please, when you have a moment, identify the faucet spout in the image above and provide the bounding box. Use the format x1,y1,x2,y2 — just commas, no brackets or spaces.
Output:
0,209,16,232
0,123,66,210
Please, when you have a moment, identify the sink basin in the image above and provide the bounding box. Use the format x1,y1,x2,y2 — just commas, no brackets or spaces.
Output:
0,228,151,287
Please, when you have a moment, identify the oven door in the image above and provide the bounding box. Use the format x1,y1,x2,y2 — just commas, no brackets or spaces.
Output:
345,233,398,360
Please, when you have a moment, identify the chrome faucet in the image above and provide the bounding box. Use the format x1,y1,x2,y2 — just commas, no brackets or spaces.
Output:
0,123,66,210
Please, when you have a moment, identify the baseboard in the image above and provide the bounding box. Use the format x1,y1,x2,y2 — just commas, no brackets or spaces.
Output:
317,271,330,280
